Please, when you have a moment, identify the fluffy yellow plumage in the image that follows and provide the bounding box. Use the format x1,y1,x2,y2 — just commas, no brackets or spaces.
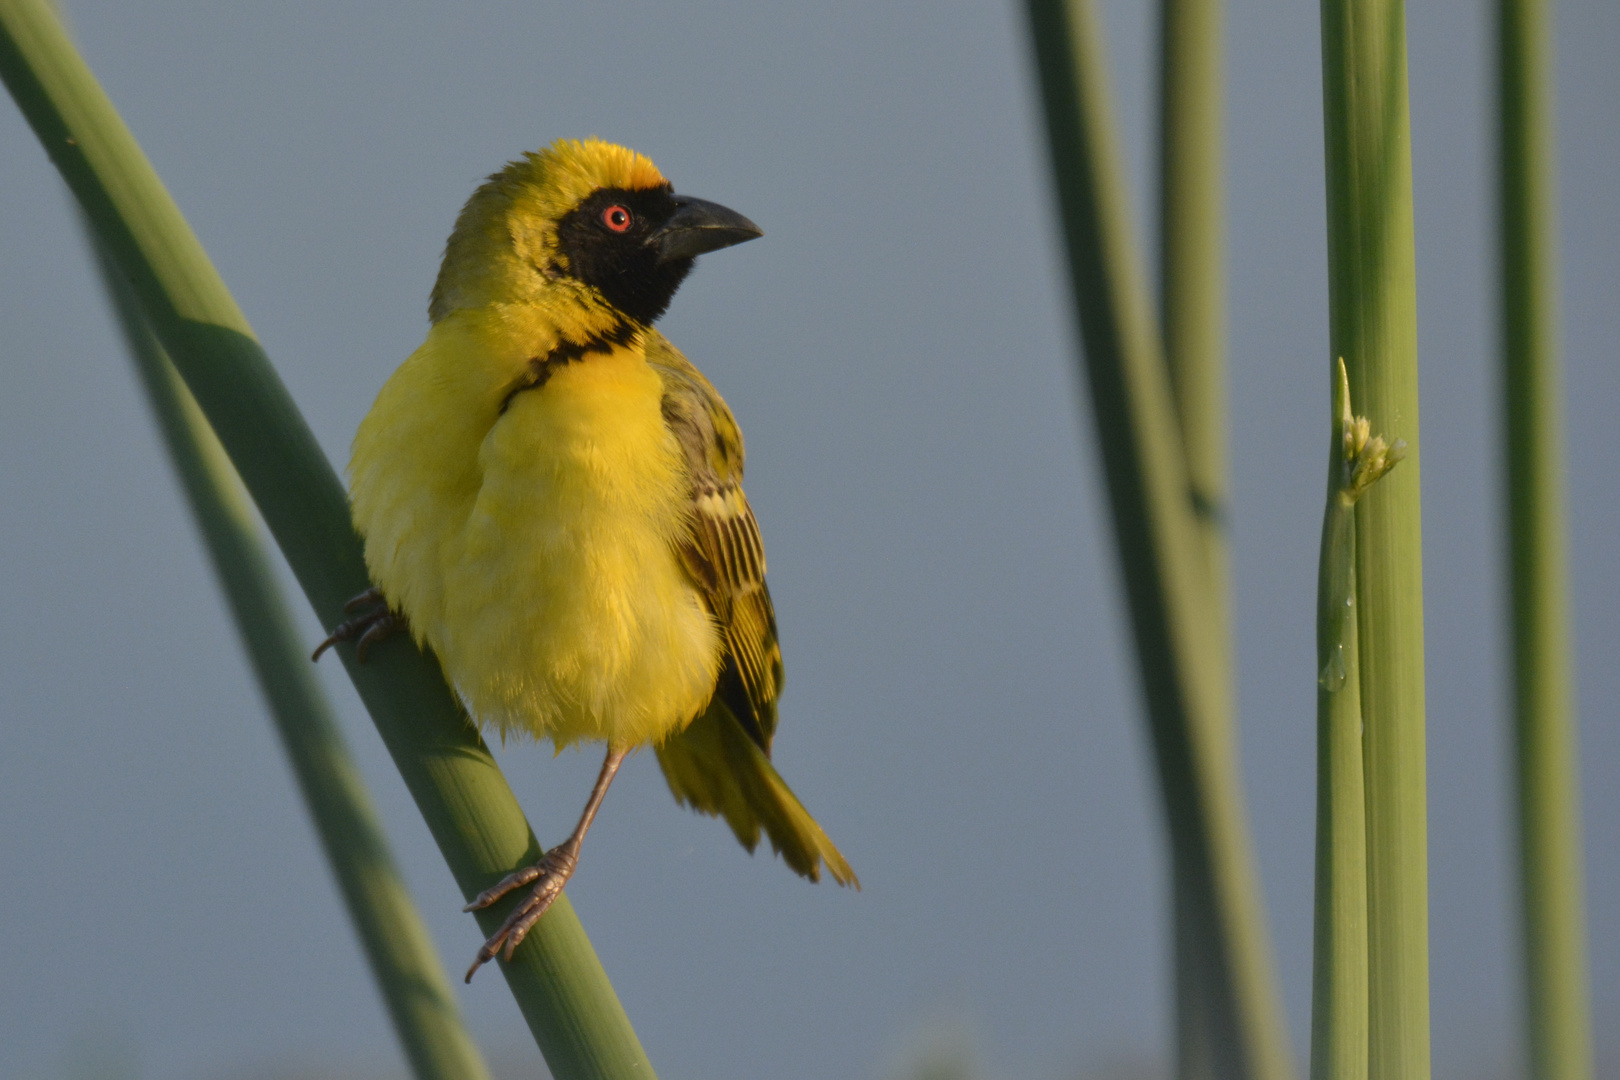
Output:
322,138,854,979
350,278,721,747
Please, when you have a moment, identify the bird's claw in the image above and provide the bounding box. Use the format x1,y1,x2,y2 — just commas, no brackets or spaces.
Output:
311,588,405,662
463,845,580,982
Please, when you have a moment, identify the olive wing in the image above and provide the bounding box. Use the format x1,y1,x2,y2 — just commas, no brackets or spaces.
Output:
650,335,782,752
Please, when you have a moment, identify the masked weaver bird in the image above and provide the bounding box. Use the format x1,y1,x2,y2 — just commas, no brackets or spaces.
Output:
315,138,856,981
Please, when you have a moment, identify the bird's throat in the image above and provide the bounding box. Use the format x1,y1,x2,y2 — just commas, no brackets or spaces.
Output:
498,320,642,415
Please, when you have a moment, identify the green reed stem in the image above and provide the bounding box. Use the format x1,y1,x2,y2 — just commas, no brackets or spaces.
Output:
0,3,653,1075
1318,0,1430,1077
1159,0,1228,560
1157,0,1230,1074
1498,3,1592,1079
93,241,492,1080
1023,4,1291,1079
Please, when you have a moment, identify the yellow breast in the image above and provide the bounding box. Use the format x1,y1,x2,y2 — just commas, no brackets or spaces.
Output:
349,311,722,746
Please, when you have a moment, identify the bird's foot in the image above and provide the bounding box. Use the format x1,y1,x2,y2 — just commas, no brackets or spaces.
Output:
462,843,581,982
311,588,405,662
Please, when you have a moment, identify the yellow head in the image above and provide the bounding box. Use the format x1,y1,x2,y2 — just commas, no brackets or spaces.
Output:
428,138,761,328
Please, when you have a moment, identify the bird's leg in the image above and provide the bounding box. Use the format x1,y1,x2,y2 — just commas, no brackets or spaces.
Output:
462,745,629,982
311,587,406,662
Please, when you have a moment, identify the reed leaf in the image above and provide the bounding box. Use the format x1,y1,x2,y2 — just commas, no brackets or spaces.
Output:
1022,3,1290,1079
1497,2,1592,1078
1309,505,1368,1080
1317,0,1429,1076
92,240,492,1080
0,2,653,1075
1308,359,1403,1080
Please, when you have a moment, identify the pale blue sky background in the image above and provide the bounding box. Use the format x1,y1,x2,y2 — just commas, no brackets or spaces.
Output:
1,2,1616,1079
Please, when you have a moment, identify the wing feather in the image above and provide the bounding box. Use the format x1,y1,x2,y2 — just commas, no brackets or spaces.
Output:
646,330,854,888
650,336,782,751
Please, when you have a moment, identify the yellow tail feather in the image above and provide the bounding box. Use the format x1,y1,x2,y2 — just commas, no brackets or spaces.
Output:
655,701,858,888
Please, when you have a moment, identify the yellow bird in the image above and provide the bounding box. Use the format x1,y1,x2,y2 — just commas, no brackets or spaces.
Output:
315,138,856,981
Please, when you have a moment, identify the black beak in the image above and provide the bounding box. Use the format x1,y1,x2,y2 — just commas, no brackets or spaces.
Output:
648,196,763,264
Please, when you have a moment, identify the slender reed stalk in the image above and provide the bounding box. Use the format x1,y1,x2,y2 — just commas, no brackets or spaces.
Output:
1023,4,1290,1079
1309,360,1402,1080
1497,3,1592,1079
1159,0,1227,563
1157,0,1229,1075
1317,1,1429,1077
93,243,491,1080
0,3,653,1075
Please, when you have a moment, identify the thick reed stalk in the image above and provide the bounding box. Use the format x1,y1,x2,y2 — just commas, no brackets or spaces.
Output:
94,244,492,1080
1157,0,1229,1075
1497,3,1592,1079
1023,4,1290,1080
1317,1,1429,1077
0,3,653,1076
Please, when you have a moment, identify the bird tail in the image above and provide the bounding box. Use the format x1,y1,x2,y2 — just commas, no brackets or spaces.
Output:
655,700,859,889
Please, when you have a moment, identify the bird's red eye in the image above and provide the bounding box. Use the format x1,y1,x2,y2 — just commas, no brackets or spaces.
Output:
602,205,633,233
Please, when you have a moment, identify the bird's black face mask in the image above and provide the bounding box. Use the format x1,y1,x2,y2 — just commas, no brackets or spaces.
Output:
556,186,762,325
